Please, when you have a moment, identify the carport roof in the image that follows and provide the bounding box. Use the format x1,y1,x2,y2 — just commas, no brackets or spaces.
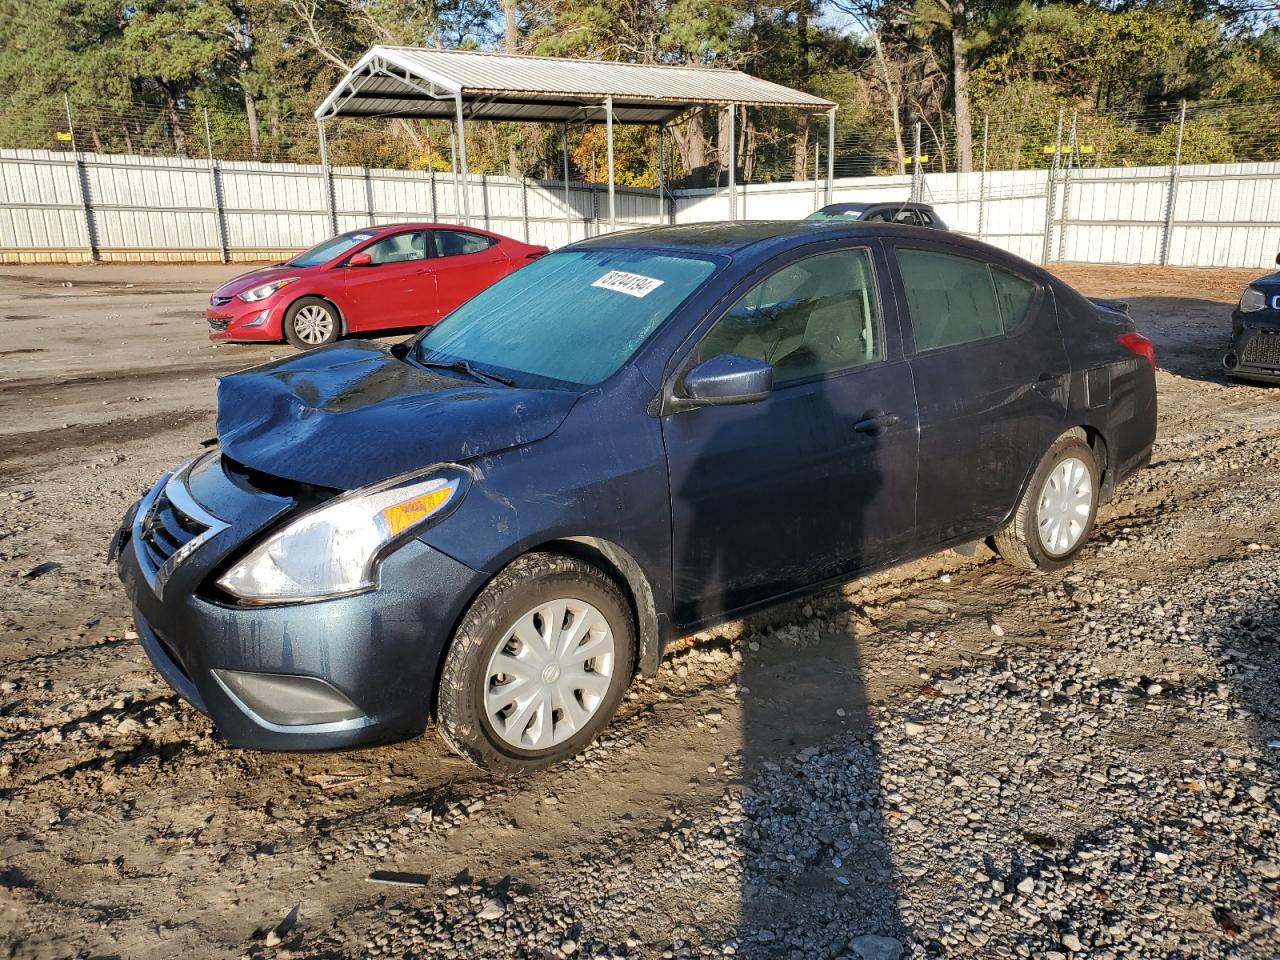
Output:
314,46,836,125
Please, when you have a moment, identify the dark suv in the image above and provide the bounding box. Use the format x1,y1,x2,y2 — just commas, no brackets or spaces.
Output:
1226,262,1280,384
115,222,1156,770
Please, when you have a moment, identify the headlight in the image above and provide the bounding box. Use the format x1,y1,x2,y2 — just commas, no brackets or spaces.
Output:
238,277,299,302
218,469,465,602
1239,287,1268,313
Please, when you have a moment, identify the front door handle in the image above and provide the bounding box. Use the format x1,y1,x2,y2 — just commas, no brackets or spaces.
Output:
854,410,899,435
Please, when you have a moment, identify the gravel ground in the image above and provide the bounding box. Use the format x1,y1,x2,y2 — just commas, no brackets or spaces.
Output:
0,261,1278,959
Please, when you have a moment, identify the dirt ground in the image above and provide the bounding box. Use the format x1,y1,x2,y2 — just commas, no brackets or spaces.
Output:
0,260,1278,959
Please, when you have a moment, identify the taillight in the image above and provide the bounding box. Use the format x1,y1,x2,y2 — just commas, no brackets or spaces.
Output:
1119,332,1156,371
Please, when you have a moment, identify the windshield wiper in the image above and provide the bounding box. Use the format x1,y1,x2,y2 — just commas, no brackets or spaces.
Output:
416,355,514,387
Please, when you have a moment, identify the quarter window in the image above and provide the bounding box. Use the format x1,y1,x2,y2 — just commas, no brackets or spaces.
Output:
433,230,496,258
697,248,883,384
896,248,1037,351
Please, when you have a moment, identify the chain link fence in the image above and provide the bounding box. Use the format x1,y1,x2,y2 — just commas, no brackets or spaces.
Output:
4,94,1280,267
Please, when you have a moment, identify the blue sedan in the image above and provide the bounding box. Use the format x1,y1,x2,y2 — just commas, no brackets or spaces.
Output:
115,221,1157,770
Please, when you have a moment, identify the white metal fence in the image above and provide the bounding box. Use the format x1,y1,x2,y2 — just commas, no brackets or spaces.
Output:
4,147,1280,269
0,149,662,263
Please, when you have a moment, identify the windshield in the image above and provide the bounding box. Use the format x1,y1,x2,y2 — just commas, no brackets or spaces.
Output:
288,231,376,267
805,207,867,221
411,248,720,387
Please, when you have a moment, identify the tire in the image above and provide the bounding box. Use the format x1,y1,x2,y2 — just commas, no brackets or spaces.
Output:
283,297,340,349
436,553,635,771
993,433,1100,573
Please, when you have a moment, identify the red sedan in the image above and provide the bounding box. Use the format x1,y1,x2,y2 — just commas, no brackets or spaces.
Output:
206,223,548,349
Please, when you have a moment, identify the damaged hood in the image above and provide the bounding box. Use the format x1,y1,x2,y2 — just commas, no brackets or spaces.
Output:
216,341,579,489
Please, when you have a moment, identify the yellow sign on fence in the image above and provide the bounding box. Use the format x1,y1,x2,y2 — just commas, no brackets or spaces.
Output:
902,155,930,164
1042,143,1095,155
54,131,72,142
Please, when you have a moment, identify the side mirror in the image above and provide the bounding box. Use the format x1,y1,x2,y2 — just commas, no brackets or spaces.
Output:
681,354,773,406
347,252,373,267
1275,252,1279,267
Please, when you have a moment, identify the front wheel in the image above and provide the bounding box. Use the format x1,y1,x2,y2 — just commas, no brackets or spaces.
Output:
436,553,635,771
283,297,340,349
993,434,1100,572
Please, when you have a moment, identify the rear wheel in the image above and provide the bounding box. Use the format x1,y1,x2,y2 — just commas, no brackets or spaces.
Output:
436,553,635,771
994,434,1100,572
283,297,340,349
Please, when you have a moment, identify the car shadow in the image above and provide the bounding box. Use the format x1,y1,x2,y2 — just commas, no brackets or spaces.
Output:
672,373,906,957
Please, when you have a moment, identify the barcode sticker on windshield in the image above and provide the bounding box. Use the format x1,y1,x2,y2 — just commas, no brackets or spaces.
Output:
592,270,664,298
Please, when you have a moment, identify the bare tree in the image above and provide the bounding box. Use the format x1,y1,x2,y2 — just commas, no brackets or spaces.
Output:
828,0,907,174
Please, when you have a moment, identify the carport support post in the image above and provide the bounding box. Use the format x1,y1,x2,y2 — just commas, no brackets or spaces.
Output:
727,105,737,221
826,107,836,206
316,117,337,236
657,125,667,225
605,96,616,231
1159,100,1187,267
449,122,460,221
562,123,572,242
813,136,820,209
454,93,471,227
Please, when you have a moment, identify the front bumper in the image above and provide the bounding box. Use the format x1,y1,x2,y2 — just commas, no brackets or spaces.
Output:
206,298,284,342
116,458,486,751
1226,311,1280,385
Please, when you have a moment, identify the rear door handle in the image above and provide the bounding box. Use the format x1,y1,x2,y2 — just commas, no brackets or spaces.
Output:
854,411,899,434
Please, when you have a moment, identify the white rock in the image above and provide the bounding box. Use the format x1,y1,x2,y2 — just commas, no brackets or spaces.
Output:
477,899,505,921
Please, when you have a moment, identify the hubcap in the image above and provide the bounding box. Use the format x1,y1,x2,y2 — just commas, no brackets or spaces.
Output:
293,304,333,345
1036,456,1093,556
483,598,616,751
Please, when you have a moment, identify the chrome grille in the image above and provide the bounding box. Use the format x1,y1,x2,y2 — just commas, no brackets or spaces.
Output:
139,487,209,570
1242,333,1280,369
207,316,230,332
209,294,233,307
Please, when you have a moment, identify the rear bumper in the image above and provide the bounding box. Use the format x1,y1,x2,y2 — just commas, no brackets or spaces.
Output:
117,464,486,751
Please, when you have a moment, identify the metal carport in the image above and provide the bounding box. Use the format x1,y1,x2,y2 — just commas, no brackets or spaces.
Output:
314,47,837,233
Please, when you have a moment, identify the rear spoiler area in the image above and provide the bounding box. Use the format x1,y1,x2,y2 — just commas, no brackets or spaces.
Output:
1088,296,1131,318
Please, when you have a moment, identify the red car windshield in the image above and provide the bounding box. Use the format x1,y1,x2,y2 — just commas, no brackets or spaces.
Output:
287,231,378,267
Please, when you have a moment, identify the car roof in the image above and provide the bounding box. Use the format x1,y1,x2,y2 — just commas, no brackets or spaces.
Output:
571,220,1048,279
574,220,854,255
348,222,499,235
573,219,957,255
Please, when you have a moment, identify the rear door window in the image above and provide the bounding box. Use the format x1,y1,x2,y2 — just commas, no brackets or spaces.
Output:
992,266,1036,331
433,230,497,258
697,248,883,384
895,248,1006,351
